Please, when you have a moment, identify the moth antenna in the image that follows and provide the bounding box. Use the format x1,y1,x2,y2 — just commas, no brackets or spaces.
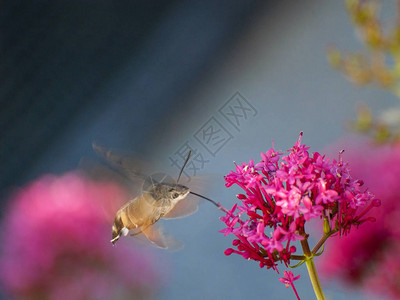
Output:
177,150,192,183
175,150,226,212
189,191,229,213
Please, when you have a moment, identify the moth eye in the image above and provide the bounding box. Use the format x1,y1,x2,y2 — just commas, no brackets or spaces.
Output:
173,192,179,199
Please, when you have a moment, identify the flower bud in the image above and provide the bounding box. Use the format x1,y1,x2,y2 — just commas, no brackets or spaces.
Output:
224,248,234,256
372,199,381,207
323,217,331,235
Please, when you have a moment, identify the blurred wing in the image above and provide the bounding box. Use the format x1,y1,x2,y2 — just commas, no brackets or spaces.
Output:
163,195,200,219
141,224,183,250
182,173,220,196
181,173,222,210
163,174,220,219
78,157,142,199
92,142,152,182
77,158,136,224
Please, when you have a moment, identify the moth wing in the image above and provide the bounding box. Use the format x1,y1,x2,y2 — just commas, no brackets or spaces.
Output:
163,195,200,219
184,173,219,193
92,142,154,182
141,224,183,250
163,173,220,219
78,157,141,199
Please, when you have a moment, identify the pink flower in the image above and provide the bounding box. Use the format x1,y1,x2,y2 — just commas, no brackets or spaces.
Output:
279,270,300,287
0,173,161,300
319,137,400,299
314,179,338,205
220,133,378,276
279,271,301,300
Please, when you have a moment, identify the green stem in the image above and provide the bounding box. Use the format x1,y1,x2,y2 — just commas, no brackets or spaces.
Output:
305,257,325,300
300,239,325,300
311,229,337,255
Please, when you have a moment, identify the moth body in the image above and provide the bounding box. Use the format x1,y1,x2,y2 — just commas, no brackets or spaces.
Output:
111,182,190,247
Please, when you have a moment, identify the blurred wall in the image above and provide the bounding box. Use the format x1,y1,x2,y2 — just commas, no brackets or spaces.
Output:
0,0,263,199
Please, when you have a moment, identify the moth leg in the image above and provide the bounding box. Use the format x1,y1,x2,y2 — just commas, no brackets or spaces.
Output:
110,235,120,245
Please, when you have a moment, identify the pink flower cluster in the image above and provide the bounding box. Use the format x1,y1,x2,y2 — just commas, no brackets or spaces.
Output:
220,133,379,272
0,173,161,300
319,138,400,299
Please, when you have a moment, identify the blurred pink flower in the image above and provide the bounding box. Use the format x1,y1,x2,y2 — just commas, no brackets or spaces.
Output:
0,172,162,300
319,136,400,299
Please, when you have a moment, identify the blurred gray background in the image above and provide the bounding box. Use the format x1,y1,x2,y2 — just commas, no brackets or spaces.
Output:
1,1,394,299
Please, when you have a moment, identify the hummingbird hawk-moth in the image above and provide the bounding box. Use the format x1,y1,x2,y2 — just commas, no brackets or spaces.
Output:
92,143,219,249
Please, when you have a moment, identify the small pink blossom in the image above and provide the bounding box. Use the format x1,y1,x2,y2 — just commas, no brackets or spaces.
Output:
279,270,301,287
315,179,338,205
279,271,301,300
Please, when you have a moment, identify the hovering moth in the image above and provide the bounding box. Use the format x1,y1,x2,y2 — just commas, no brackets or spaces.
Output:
92,143,219,249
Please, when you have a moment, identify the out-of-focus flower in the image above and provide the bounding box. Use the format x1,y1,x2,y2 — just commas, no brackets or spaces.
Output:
319,137,400,299
0,173,161,300
219,133,379,277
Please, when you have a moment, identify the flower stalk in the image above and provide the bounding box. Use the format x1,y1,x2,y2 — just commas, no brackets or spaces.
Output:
301,238,325,300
